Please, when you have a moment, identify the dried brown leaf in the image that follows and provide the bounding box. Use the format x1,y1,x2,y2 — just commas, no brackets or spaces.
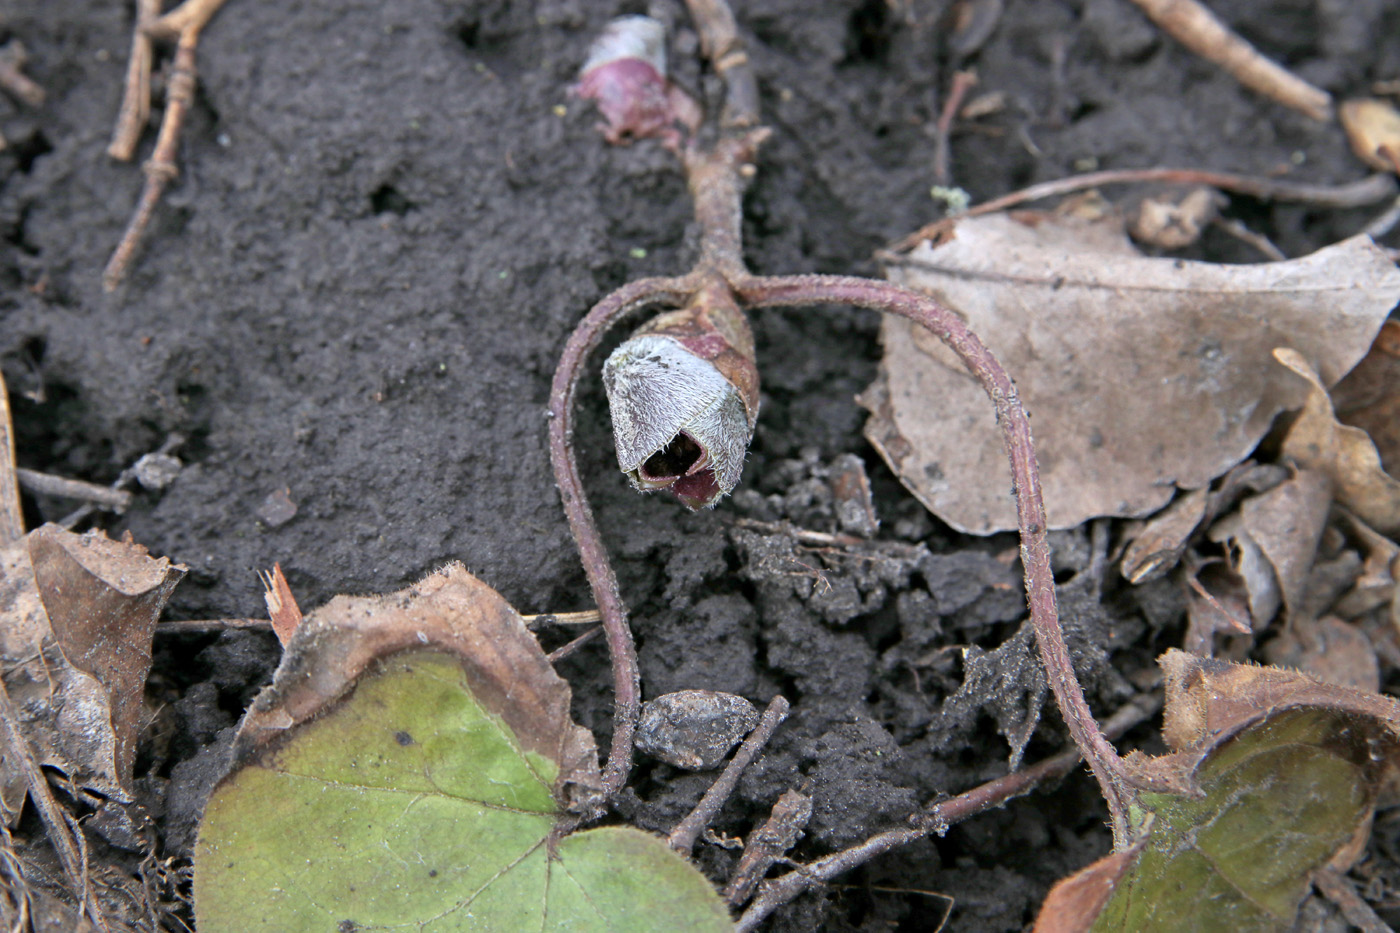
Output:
1264,615,1380,693
1120,487,1208,584
1276,347,1400,535
0,524,182,818
1333,512,1398,619
864,216,1400,533
1206,512,1281,627
1331,319,1400,477
231,561,602,811
1238,468,1332,620
259,562,301,646
1340,99,1400,173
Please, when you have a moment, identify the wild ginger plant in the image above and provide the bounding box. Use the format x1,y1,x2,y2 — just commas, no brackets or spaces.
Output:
548,0,1138,899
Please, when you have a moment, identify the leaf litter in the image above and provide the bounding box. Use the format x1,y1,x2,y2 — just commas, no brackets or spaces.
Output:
863,211,1400,535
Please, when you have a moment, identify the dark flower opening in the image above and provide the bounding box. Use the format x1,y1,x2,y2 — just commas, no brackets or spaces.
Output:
640,432,705,482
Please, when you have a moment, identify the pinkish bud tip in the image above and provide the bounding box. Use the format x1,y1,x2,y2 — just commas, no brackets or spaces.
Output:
574,15,692,147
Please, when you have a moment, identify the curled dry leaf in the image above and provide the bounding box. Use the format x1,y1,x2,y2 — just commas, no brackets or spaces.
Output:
196,563,731,932
1120,461,1289,584
1276,347,1400,535
1340,99,1400,173
864,215,1400,534
1037,650,1400,932
0,524,183,821
1331,319,1400,477
1237,468,1332,621
1332,511,1398,619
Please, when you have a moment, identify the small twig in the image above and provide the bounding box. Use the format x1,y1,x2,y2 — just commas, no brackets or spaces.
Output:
104,0,230,290
155,617,272,634
890,169,1397,254
932,70,977,187
1312,866,1394,933
14,469,133,512
0,372,23,545
104,31,199,291
1364,195,1400,241
1128,0,1332,121
1210,216,1286,261
546,626,602,664
685,0,759,130
148,0,232,43
724,788,812,906
734,696,1157,931
0,41,44,108
108,0,162,161
522,609,602,628
668,695,789,857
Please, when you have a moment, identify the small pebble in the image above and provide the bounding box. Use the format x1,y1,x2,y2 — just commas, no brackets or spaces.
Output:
634,690,759,770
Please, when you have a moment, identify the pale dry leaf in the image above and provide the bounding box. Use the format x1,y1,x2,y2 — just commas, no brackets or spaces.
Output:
864,216,1400,534
0,524,183,819
1120,487,1208,584
1331,319,1400,477
1333,511,1398,619
1263,615,1380,693
1276,347,1400,535
1207,512,1281,628
1340,99,1400,173
1238,468,1332,620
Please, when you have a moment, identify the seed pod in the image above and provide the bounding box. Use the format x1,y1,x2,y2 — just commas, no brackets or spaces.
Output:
603,285,759,510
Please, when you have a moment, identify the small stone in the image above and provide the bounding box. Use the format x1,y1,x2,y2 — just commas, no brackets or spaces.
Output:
255,487,298,527
133,452,182,490
634,690,760,770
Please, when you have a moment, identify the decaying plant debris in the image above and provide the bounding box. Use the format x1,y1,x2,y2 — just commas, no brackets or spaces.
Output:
3,0,1400,930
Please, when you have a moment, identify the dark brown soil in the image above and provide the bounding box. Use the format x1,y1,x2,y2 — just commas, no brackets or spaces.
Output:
3,0,1398,929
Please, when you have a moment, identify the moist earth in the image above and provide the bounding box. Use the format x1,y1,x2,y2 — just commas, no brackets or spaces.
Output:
2,0,1398,929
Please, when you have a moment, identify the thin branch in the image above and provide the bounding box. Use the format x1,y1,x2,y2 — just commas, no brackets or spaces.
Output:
104,0,230,289
104,30,199,291
14,469,133,512
735,696,1157,931
0,41,44,109
1128,0,1331,121
108,0,162,161
546,626,602,664
547,275,697,800
0,372,23,545
522,609,602,628
891,169,1396,254
668,695,789,857
737,273,1134,843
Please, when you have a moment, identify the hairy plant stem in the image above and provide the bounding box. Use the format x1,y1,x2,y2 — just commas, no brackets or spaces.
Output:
547,275,695,799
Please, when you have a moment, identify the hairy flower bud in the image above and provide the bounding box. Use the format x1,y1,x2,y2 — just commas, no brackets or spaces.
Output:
603,290,759,510
574,15,699,147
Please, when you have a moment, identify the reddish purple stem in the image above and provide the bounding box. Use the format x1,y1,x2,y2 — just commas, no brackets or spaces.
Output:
547,275,696,798
737,273,1132,840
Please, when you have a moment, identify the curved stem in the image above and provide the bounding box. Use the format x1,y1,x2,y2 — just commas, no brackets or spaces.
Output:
736,273,1132,845
548,274,698,800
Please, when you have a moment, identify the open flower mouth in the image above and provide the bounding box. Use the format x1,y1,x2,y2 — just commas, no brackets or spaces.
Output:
635,432,722,509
